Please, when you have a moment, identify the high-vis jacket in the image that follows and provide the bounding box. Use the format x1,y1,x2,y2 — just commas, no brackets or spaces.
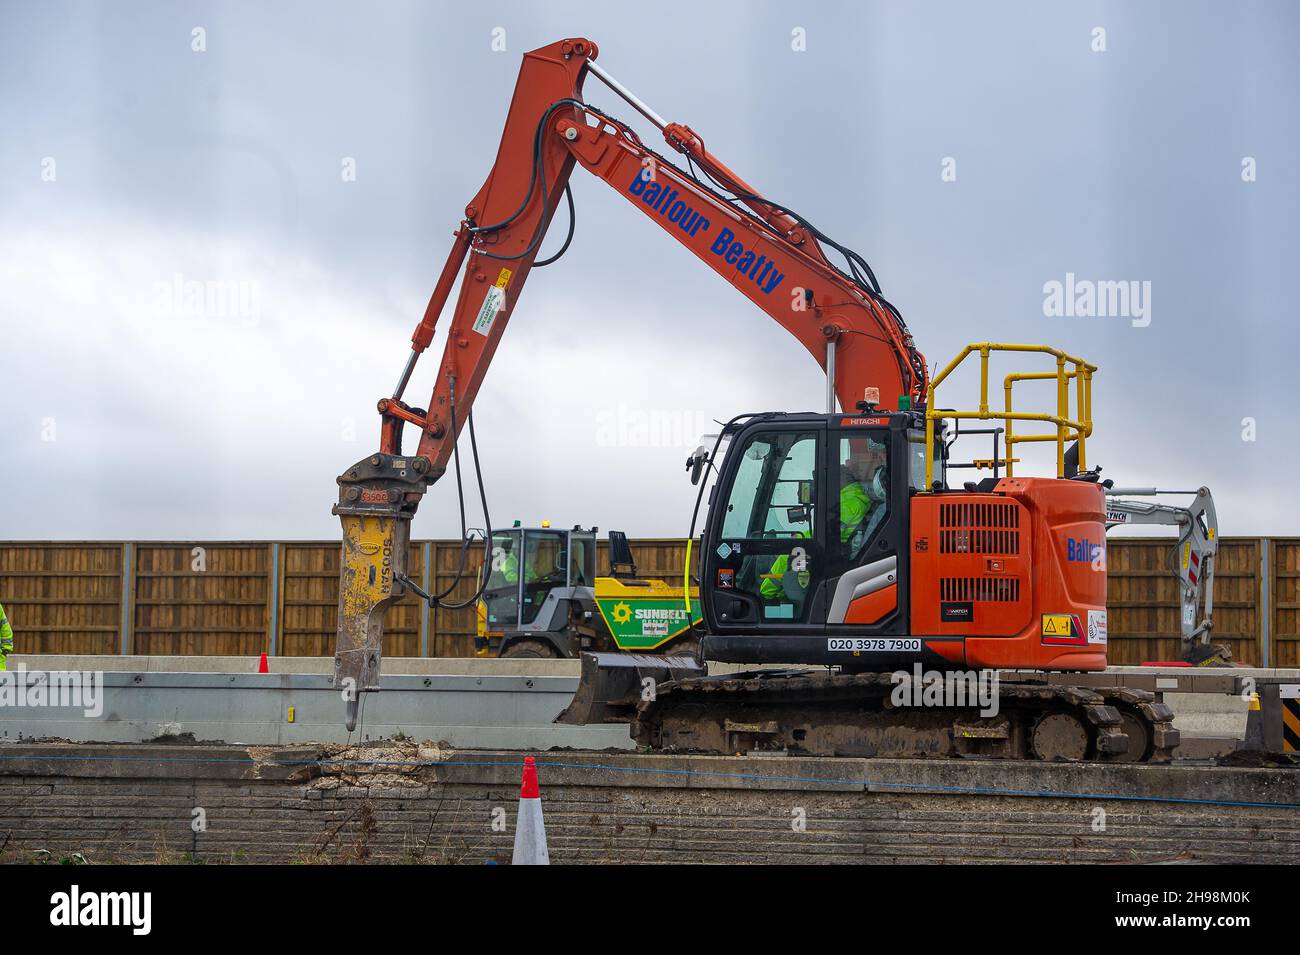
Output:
760,484,874,600
0,602,13,671
839,482,871,541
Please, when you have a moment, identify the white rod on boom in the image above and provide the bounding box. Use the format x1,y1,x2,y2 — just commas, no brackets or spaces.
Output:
585,60,670,131
393,351,419,400
826,339,837,414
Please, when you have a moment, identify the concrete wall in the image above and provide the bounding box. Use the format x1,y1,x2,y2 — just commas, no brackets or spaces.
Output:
0,745,1296,865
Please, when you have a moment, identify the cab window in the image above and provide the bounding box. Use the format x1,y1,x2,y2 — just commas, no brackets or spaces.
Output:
907,431,944,491
721,431,817,540
834,435,890,564
483,530,521,627
520,530,567,624
719,430,818,624
569,536,594,586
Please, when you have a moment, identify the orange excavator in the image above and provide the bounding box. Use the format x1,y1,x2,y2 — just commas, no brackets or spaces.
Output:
332,37,1178,761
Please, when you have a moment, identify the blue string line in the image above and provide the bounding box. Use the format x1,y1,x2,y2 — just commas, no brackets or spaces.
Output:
0,752,1295,810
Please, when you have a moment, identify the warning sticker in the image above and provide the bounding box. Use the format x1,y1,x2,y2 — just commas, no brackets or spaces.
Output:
472,286,506,336
1087,609,1108,645
1042,614,1072,637
471,268,513,337
1041,613,1085,645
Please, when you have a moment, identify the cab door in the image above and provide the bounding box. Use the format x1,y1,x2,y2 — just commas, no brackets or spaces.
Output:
705,423,826,630
821,420,909,634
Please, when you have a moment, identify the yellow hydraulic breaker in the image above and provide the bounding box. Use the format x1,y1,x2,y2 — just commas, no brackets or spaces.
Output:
332,452,429,730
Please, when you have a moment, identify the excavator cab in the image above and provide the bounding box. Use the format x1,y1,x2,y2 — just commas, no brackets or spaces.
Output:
475,524,598,657
701,411,939,668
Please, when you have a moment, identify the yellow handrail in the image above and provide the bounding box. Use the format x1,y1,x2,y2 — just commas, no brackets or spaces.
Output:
923,343,1096,490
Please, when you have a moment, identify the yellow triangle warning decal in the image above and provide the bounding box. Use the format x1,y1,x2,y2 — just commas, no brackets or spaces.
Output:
1041,614,1073,637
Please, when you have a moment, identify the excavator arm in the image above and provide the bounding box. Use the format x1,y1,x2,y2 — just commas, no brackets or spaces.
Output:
333,37,927,727
1103,486,1223,664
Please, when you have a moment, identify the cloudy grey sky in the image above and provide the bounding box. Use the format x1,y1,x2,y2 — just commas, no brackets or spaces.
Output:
2,0,1296,540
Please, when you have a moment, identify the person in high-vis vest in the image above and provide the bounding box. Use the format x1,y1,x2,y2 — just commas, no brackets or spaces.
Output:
0,601,13,671
759,441,887,602
838,440,888,557
760,531,811,601
500,548,519,584
759,482,868,602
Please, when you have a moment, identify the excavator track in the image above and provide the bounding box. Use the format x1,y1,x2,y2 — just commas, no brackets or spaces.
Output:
630,671,1179,763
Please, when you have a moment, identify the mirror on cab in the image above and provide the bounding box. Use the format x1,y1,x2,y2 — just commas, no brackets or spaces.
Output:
798,479,812,505
687,445,710,486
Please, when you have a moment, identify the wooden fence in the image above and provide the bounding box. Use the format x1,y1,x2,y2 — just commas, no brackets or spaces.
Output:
2,538,1296,666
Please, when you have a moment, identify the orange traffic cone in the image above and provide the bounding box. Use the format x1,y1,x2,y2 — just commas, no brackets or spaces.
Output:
258,652,269,674
511,756,549,865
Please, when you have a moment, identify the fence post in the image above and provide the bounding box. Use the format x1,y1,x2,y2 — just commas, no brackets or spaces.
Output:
119,542,135,656
1260,538,1271,668
421,541,432,657
267,542,281,656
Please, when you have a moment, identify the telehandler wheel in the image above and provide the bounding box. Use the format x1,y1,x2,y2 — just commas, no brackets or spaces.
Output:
665,636,702,658
501,639,561,659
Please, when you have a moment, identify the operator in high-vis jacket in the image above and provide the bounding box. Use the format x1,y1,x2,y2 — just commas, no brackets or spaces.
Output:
839,440,889,558
0,601,13,671
760,440,888,602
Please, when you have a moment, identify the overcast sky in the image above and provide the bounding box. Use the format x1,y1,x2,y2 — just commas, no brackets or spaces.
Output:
2,0,1296,540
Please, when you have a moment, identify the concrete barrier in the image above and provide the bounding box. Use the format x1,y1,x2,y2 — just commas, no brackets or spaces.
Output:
5,656,1293,752
0,744,1295,864
7,654,586,676
0,669,630,749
